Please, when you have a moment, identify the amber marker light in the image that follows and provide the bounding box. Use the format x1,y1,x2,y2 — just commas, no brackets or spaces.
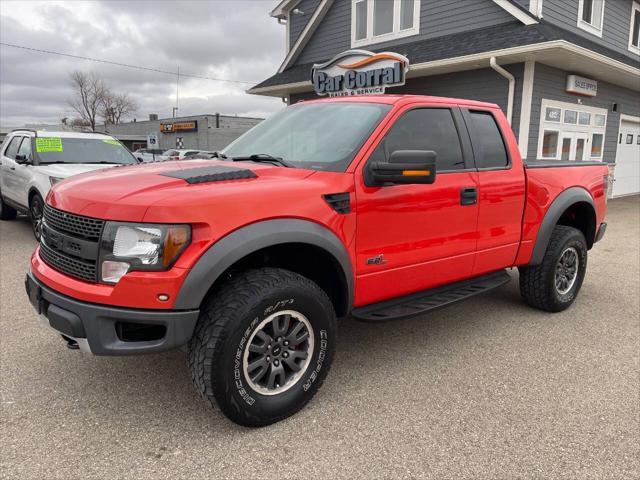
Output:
402,170,431,177
162,226,191,267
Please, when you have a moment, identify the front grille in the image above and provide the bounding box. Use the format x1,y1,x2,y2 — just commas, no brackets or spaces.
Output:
43,205,105,241
40,205,103,283
40,242,97,283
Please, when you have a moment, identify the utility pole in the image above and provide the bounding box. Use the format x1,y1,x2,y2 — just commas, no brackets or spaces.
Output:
173,65,180,118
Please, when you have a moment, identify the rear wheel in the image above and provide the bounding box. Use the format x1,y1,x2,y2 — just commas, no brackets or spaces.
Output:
29,193,44,241
0,191,17,220
188,268,336,427
519,225,587,312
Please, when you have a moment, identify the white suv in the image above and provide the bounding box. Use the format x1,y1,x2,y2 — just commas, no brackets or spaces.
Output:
0,130,138,239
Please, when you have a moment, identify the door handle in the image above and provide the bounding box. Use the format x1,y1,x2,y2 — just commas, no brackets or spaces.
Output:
10,167,15,171
460,187,477,206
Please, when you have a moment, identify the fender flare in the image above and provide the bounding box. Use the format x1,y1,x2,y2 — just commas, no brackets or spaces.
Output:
528,187,595,265
173,219,354,311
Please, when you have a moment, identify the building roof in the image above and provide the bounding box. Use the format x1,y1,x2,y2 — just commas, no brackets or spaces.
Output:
250,21,640,93
270,0,301,19
116,113,264,126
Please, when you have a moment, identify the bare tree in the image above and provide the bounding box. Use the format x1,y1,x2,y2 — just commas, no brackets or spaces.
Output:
67,71,107,131
100,89,116,125
100,91,138,125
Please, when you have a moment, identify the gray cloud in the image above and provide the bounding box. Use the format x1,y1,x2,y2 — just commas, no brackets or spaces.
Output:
0,0,286,126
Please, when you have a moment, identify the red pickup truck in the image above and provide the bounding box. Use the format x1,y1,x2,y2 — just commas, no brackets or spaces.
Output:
24,95,608,426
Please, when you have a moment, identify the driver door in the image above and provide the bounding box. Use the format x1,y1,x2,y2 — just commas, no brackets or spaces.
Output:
354,106,479,307
13,136,34,207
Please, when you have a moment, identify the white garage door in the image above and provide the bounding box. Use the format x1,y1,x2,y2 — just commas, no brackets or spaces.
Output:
613,117,640,197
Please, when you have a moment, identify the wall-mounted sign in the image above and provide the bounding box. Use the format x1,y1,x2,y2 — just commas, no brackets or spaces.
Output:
160,121,198,133
566,75,598,97
147,133,158,148
311,49,409,97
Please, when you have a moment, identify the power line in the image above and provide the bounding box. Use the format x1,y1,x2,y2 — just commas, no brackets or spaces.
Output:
0,42,258,85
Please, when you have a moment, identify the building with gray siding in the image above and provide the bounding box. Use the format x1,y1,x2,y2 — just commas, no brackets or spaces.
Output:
252,0,640,197
96,113,263,152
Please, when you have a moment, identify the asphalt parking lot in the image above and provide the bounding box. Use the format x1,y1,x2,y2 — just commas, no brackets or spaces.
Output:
1,196,638,479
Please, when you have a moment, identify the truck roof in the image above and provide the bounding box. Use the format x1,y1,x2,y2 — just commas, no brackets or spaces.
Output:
299,94,499,109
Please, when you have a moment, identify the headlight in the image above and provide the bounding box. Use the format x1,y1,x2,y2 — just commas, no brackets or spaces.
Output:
99,222,191,284
49,176,64,186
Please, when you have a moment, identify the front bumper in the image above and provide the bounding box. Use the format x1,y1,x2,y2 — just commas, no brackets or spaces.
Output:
25,271,199,356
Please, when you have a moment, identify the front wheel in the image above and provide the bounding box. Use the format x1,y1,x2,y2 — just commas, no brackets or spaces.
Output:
519,225,588,312
188,268,336,427
29,193,44,241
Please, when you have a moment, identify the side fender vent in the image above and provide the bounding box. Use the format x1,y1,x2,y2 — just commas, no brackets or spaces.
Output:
323,193,351,214
161,165,257,184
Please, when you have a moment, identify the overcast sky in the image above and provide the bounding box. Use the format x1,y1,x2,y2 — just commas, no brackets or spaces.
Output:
0,0,286,126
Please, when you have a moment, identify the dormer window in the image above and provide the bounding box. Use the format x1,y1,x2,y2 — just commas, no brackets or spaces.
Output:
577,0,605,37
629,2,640,54
352,0,420,47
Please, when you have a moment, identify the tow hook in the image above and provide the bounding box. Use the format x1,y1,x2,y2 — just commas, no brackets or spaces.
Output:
61,335,80,350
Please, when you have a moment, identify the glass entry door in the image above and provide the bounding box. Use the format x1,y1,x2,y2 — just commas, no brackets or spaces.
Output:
560,132,589,161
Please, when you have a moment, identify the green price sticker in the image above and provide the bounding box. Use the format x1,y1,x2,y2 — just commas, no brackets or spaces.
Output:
35,137,63,153
102,139,120,146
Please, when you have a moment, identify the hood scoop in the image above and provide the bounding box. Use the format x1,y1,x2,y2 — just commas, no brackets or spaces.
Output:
161,165,257,184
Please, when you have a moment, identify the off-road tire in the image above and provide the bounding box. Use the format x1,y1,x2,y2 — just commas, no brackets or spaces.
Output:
188,268,336,427
519,225,587,312
0,191,17,220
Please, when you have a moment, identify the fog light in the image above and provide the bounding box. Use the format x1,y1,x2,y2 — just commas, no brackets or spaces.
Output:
102,261,130,284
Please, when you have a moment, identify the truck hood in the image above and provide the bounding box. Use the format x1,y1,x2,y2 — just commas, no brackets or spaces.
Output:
47,160,318,221
37,163,117,178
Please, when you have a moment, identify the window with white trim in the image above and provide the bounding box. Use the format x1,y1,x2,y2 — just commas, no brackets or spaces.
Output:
577,0,605,37
537,99,608,161
352,0,420,47
629,2,640,54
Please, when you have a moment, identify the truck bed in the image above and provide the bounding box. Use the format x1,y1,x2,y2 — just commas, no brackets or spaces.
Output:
516,160,609,265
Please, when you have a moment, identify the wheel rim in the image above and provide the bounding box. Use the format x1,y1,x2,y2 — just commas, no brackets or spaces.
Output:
31,197,43,240
243,310,314,396
555,247,579,295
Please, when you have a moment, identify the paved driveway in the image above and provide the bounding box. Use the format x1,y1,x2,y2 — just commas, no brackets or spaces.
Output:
1,196,638,479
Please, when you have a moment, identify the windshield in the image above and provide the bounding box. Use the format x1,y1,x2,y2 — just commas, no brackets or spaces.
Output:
34,137,137,165
223,102,391,172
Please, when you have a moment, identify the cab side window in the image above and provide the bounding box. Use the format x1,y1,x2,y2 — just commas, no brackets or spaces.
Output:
468,111,509,169
369,108,465,171
3,136,23,159
17,136,32,160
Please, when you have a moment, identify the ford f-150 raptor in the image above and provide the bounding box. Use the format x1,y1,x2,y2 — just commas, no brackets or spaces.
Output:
25,95,608,426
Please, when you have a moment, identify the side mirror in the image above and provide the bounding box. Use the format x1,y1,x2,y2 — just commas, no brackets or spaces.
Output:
136,156,144,163
367,150,437,186
15,154,30,164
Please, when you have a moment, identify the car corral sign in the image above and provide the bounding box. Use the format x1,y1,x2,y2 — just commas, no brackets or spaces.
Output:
311,49,409,97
